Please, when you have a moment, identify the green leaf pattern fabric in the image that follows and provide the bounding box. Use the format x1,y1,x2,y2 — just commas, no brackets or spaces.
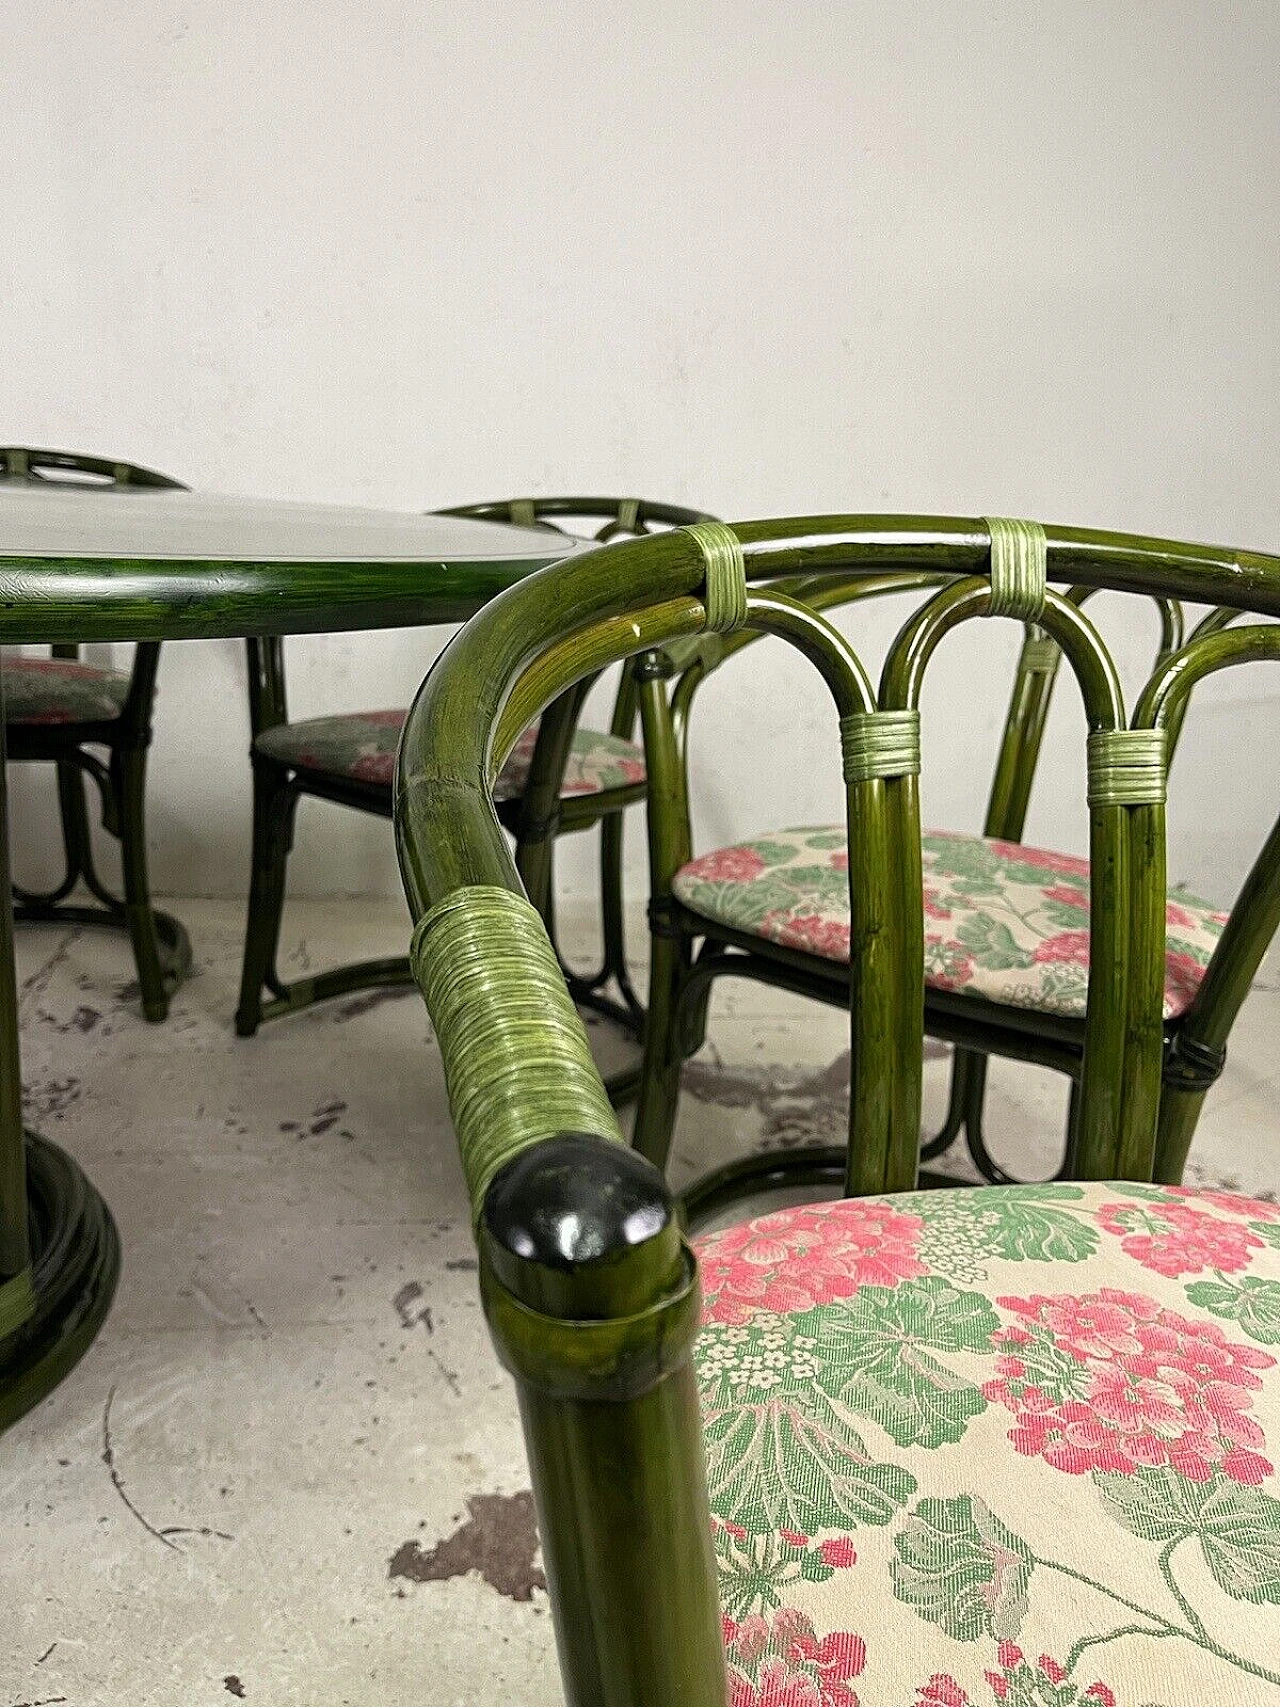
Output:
693,1181,1280,1703
672,826,1229,1021
255,709,645,800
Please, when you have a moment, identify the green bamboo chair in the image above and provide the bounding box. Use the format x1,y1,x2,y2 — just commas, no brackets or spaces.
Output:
628,548,1280,1207
0,448,192,1020
235,496,714,1050
395,515,1280,1706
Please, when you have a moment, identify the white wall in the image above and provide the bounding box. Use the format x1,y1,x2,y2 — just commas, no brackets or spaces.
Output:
4,1,1280,915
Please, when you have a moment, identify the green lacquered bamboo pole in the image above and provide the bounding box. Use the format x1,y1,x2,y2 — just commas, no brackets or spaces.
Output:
1154,1091,1209,1188
1176,810,1280,1059
1072,800,1132,1178
984,594,1179,846
710,517,1280,618
479,1138,724,1705
883,584,1122,775
496,600,705,775
665,574,953,750
596,663,645,993
883,578,1139,1176
631,666,693,1171
394,526,730,1704
119,640,163,734
1159,605,1236,760
0,731,30,1296
245,637,290,735
983,631,1062,841
512,679,594,913
1073,592,1178,1170
715,593,912,1191
1137,621,1280,731
688,587,921,1195
1116,798,1167,1179
511,1371,721,1706
842,773,898,1197
844,768,924,1196
887,766,926,1190
742,590,876,711
1137,624,1280,1179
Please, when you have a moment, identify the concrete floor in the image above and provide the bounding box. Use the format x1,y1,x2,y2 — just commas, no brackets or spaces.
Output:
4,896,1279,1706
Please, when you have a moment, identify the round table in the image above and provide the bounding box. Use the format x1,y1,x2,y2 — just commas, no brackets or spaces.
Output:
0,484,584,1428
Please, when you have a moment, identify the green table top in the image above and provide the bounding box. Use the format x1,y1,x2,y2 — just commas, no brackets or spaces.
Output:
0,485,584,643
0,481,591,1426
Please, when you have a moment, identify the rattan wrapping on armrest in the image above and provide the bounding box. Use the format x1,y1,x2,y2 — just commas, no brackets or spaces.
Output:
410,886,624,1224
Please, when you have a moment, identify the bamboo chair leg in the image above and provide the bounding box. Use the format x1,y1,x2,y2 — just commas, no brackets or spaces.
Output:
11,761,92,913
920,1046,980,1162
116,749,169,1021
678,948,717,1059
235,764,297,1037
597,811,645,1024
954,1053,1028,1184
515,828,558,951
631,934,686,1172
1153,1082,1207,1185
52,760,92,899
554,816,648,1042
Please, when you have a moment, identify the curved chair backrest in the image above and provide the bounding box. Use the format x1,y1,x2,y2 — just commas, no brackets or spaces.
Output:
397,516,1280,1206
597,550,1280,1184
0,448,187,715
656,566,1190,856
437,495,714,544
0,447,184,491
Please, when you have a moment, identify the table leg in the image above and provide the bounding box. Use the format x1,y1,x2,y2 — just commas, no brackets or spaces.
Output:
0,691,120,1431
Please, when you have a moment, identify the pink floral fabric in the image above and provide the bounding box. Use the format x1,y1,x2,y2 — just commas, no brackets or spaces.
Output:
254,710,645,801
672,826,1229,1021
985,1288,1273,1485
2,655,130,724
723,1608,866,1707
699,1199,927,1323
693,1181,1280,1704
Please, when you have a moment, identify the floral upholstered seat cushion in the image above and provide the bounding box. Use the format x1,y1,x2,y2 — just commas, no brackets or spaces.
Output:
254,711,646,801
2,655,131,725
672,827,1229,1022
693,1181,1280,1705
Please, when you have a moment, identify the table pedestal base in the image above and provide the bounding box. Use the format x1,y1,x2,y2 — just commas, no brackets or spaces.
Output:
0,1132,120,1431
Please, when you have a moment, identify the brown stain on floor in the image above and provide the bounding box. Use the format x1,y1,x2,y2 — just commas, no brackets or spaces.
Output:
682,1047,854,1148
333,985,416,1021
388,1491,545,1602
682,1041,948,1148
